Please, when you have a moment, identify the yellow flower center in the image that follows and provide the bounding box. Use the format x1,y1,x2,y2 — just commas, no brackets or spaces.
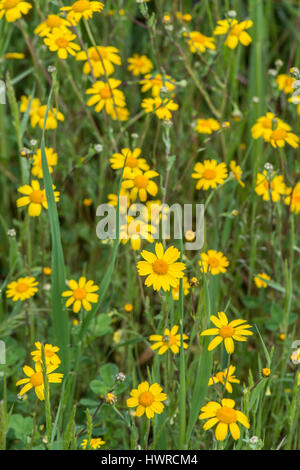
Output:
30,190,44,204
163,334,177,346
30,372,43,387
153,259,169,275
45,349,54,357
219,325,234,338
47,15,63,28
91,48,106,61
56,37,69,48
100,86,112,99
16,282,29,293
263,180,274,191
270,128,287,141
126,156,138,168
193,33,206,43
262,118,272,129
231,25,242,36
73,288,87,300
208,257,219,268
72,0,90,12
139,391,154,407
135,59,144,67
134,174,149,189
216,406,237,424
4,0,19,9
203,169,216,180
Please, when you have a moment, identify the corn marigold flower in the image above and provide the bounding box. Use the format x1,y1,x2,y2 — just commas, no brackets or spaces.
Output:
105,392,117,404
279,333,286,341
199,398,250,441
149,325,189,355
16,362,63,401
30,342,61,366
110,148,150,177
176,12,192,23
192,160,228,191
34,14,70,37
195,118,220,134
127,381,167,419
20,96,65,130
62,277,99,313
285,182,300,213
80,438,105,450
31,147,58,179
261,368,271,378
0,0,32,22
251,113,299,148
127,53,153,76
276,74,295,94
186,31,216,53
214,18,253,49
43,27,80,59
208,365,240,393
76,45,121,77
6,276,38,301
140,73,176,97
83,198,92,207
120,216,155,251
255,170,287,202
124,303,133,312
122,169,158,202
4,52,25,59
141,97,178,120
137,242,186,292
199,249,229,275
171,276,190,301
86,79,126,115
43,267,52,275
110,106,130,122
254,273,270,288
229,160,245,187
60,0,104,25
17,180,60,217
201,311,253,354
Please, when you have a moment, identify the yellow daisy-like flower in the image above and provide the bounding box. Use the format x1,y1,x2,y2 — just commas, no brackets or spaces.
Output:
186,31,216,53
251,113,299,148
142,97,178,120
30,342,61,366
255,170,287,202
86,79,126,116
20,96,65,130
254,273,270,288
6,276,38,302
120,216,155,251
43,267,52,275
276,74,295,94
269,126,299,148
126,381,167,419
199,249,229,275
208,365,240,393
176,12,192,23
214,18,253,49
139,73,176,97
107,188,130,213
76,45,121,77
199,399,250,441
34,14,70,37
230,160,245,188
124,303,133,312
43,27,80,60
171,276,190,301
137,242,186,292
62,277,99,313
149,325,189,355
192,159,228,190
200,311,253,354
17,180,60,217
0,0,32,22
195,118,220,135
81,438,105,450
16,362,63,401
127,53,153,76
122,169,158,202
60,0,104,25
110,106,130,122
110,148,150,177
31,147,58,179
285,182,300,214
262,368,271,378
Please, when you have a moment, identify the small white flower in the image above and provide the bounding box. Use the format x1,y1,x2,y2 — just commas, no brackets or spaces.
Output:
227,10,237,18
95,144,103,152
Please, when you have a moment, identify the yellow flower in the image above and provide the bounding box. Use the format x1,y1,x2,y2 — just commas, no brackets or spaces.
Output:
17,180,60,217
142,97,178,120
251,113,299,148
122,169,158,202
199,399,250,441
30,342,61,366
80,438,105,449
137,242,186,292
16,362,63,401
120,215,155,251
201,311,253,354
230,160,245,187
186,31,216,53
176,12,192,23
279,333,286,341
192,160,228,190
83,198,93,207
76,45,121,77
34,14,70,37
4,52,25,59
127,53,153,76
31,147,58,179
214,18,253,49
262,368,271,378
110,148,150,177
20,96,65,130
140,73,176,97
149,325,189,355
127,381,167,419
255,170,287,202
0,0,32,22
276,74,295,94
107,189,130,213
62,277,99,313
195,118,220,134
124,303,133,312
208,365,240,393
199,249,229,275
6,276,38,301
43,267,52,275
86,79,126,116
269,127,299,148
43,27,80,59
105,392,117,404
254,273,270,288
285,182,300,213
171,276,190,301
60,0,104,25
110,106,130,122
